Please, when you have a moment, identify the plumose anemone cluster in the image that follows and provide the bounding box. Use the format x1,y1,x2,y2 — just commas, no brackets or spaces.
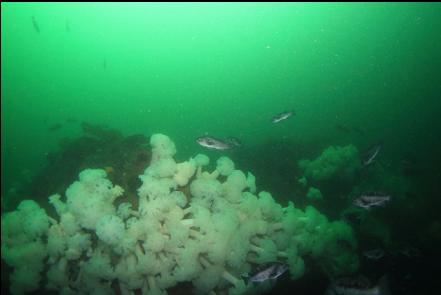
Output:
1,134,358,295
298,144,361,182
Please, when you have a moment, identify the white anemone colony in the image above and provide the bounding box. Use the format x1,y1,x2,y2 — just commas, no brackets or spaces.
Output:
1,134,358,295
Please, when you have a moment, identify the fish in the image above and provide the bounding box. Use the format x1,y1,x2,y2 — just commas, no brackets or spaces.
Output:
271,111,294,123
335,125,366,136
31,16,40,33
335,124,352,134
353,192,391,210
397,246,421,259
352,127,366,136
196,136,234,150
363,249,386,260
248,262,288,283
48,123,62,132
66,117,78,123
342,210,364,226
326,275,389,295
361,142,382,166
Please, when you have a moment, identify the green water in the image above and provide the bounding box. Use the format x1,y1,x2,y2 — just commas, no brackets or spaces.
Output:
3,3,441,192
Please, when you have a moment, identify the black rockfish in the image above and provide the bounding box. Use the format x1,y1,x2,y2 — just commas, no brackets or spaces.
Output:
363,249,386,260
31,16,40,33
326,275,389,295
271,110,294,123
246,262,288,283
196,136,234,150
361,142,382,166
353,192,391,210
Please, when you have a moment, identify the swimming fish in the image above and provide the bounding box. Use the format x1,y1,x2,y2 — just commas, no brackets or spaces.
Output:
66,118,78,123
363,249,386,260
352,127,366,136
271,111,294,123
396,246,421,259
196,136,234,150
335,124,352,134
335,124,366,136
48,123,62,132
353,192,391,210
248,262,288,283
326,275,389,295
31,16,40,33
361,142,382,166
